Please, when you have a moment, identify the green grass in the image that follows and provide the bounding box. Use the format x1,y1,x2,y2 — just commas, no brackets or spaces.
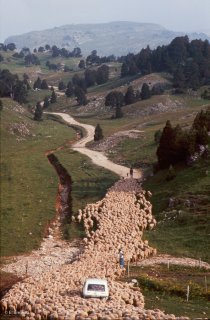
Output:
0,98,117,256
143,290,209,318
143,159,210,263
26,89,52,105
123,264,210,318
108,133,156,168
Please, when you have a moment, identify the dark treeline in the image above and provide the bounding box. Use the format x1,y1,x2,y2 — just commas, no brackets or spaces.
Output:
104,82,165,119
0,43,16,51
156,108,210,170
119,36,210,90
0,69,29,103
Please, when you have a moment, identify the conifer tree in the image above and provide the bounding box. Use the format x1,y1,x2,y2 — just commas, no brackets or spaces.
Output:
34,102,43,121
94,124,103,141
50,89,57,103
125,86,135,105
141,83,151,100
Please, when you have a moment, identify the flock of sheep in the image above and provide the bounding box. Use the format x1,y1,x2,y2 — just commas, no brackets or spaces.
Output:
1,178,189,320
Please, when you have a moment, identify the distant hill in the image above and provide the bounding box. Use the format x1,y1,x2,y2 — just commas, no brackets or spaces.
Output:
4,21,210,56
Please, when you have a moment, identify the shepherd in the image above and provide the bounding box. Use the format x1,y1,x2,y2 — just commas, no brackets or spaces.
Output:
119,249,124,268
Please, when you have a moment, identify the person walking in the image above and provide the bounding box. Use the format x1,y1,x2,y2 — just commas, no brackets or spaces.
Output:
130,167,133,178
119,249,124,268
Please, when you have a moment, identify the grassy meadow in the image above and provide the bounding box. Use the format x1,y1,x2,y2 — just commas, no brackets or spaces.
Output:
122,264,210,318
0,98,117,257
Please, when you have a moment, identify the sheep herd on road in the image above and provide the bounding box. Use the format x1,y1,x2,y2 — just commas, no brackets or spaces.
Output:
1,178,188,320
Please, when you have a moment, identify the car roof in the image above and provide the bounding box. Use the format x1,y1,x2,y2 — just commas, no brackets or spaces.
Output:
84,278,108,285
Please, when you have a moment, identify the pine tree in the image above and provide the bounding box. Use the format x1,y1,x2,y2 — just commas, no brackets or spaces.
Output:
74,86,87,105
125,86,135,105
43,96,50,108
58,81,66,91
50,89,57,103
115,105,123,119
65,82,74,97
34,102,43,121
156,120,174,169
121,63,129,77
94,124,103,141
33,77,42,89
141,83,151,100
40,79,49,90
78,59,86,69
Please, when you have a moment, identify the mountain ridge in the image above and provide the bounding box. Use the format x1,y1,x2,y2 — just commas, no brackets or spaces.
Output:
4,21,210,56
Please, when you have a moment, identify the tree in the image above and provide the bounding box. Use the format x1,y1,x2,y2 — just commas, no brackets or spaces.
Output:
58,81,66,91
78,59,86,69
34,102,43,121
65,81,74,97
151,83,165,96
40,79,49,90
193,108,210,132
33,77,42,89
195,126,209,145
45,44,51,51
156,121,191,169
50,89,57,103
173,65,186,89
94,124,103,141
43,96,50,108
86,50,100,65
25,54,40,66
105,91,124,108
74,86,87,105
72,47,82,57
141,83,151,100
51,45,60,57
6,43,16,51
115,105,123,119
121,63,129,77
125,86,136,105
0,69,25,101
13,80,28,103
84,69,96,87
156,120,175,169
184,61,200,90
128,61,139,75
38,46,45,52
96,65,109,85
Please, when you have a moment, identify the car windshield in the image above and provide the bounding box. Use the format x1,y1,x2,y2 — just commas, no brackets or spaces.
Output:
87,284,105,292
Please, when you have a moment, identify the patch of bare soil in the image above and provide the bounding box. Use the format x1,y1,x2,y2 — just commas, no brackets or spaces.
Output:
137,254,210,269
88,129,144,153
1,220,81,278
8,122,33,140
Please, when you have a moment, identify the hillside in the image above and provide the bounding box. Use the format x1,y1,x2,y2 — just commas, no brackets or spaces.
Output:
1,36,210,318
4,21,210,56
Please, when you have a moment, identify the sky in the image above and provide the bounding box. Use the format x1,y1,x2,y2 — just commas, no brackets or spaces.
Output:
0,0,210,42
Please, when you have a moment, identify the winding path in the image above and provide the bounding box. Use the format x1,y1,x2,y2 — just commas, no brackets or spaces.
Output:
46,112,142,179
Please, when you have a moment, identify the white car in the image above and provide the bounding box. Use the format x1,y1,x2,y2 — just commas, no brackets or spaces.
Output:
82,278,109,298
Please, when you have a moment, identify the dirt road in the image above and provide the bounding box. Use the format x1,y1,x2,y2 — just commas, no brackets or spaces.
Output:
47,112,142,179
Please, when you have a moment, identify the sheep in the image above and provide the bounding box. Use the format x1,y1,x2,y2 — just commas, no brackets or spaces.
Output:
2,179,184,319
